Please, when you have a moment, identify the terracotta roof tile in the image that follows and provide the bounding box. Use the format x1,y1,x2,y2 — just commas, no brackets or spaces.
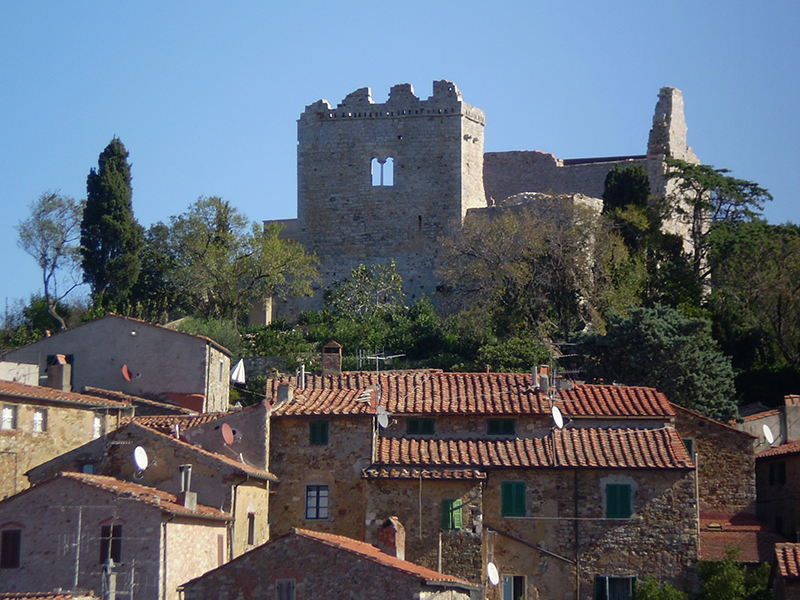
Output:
292,528,478,589
268,373,673,418
700,528,786,563
272,388,376,416
776,543,800,578
54,472,231,521
83,386,196,413
744,408,780,422
757,439,800,459
372,428,692,470
0,380,129,409
131,413,228,434
363,467,487,480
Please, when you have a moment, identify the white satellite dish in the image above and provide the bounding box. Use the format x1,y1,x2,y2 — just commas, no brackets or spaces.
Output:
377,406,390,429
763,424,775,445
552,405,564,430
133,446,149,470
487,562,499,586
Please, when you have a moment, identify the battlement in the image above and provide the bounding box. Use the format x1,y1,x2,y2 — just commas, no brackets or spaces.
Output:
300,80,485,125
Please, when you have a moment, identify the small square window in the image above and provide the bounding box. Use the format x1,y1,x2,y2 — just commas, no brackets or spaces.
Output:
501,481,526,517
309,421,329,445
1,405,18,431
407,418,435,435
1,529,21,569
276,579,295,600
606,484,632,519
488,419,515,435
306,485,328,520
595,575,635,600
441,498,463,530
81,463,94,474
33,408,47,433
502,575,525,600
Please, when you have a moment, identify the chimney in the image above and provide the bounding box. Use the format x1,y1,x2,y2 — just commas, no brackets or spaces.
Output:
177,464,197,511
539,365,549,394
46,354,72,391
785,395,800,406
322,341,343,376
377,516,405,560
277,382,294,404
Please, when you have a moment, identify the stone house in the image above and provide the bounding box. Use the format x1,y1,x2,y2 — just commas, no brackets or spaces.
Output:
0,472,229,600
179,526,480,600
2,315,231,413
0,379,133,499
26,420,277,559
265,371,700,599
755,440,800,539
772,543,800,600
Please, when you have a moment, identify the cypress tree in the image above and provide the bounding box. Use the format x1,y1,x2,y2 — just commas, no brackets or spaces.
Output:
80,138,143,308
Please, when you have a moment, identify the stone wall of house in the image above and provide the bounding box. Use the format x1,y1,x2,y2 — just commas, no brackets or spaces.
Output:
165,520,228,600
268,414,374,539
756,454,800,537
673,405,756,515
364,478,483,583
205,346,231,412
384,413,551,440
482,467,697,600
0,398,125,499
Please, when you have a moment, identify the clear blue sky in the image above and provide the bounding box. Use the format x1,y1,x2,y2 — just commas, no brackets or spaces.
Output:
2,1,798,315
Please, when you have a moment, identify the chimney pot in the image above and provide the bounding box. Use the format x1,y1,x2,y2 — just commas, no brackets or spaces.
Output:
377,516,405,560
277,382,294,404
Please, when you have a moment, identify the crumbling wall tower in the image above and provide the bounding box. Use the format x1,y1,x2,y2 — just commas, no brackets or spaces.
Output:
296,80,486,304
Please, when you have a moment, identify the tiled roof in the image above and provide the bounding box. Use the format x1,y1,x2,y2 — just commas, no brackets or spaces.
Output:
776,543,800,578
54,472,231,521
0,379,129,409
757,439,800,459
272,388,376,416
0,594,95,600
363,467,487,480
744,408,780,422
372,427,692,471
82,386,196,413
292,528,478,590
267,373,674,418
131,413,228,434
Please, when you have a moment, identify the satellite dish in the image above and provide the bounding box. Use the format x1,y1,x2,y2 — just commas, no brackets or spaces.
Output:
763,424,775,445
222,422,235,445
552,405,564,430
121,364,132,382
133,446,149,470
487,562,499,586
377,406,390,429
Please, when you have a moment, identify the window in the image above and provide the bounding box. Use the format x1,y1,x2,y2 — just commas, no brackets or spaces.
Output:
407,418,435,435
32,408,47,433
441,498,463,530
594,576,635,600
606,484,632,519
305,485,329,519
501,481,526,517
81,463,94,474
1,405,17,430
371,157,394,187
219,359,224,382
276,579,295,600
99,525,122,564
309,421,329,445
502,575,525,600
488,419,515,435
0,530,21,569
93,414,104,439
682,438,694,458
769,462,787,486
247,513,256,545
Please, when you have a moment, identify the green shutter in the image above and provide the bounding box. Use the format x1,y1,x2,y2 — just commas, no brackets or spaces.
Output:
310,421,329,445
606,484,632,519
594,576,608,600
441,498,463,530
502,481,525,517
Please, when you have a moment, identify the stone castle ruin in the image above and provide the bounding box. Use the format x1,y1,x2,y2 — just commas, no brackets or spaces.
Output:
265,81,697,320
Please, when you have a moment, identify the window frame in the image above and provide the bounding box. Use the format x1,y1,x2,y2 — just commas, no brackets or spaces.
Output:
502,574,526,600
247,512,256,546
309,421,329,446
276,579,295,600
32,408,48,433
488,418,515,436
594,575,636,600
305,485,329,520
0,529,21,569
407,418,435,435
1,404,18,431
605,483,632,519
441,498,463,530
99,524,122,565
501,481,526,517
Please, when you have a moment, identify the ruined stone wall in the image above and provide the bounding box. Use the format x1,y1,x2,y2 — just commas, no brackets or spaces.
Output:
364,478,483,583
268,414,374,539
482,467,697,600
293,81,485,309
672,405,756,516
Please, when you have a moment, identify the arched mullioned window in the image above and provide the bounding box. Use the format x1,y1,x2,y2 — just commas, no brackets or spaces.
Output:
371,157,394,187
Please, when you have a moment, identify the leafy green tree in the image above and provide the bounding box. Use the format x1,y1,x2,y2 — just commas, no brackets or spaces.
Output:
633,577,686,600
697,546,770,600
174,317,243,357
324,260,406,320
170,197,317,325
665,158,772,279
603,163,650,213
576,304,738,421
81,138,143,308
16,191,84,330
